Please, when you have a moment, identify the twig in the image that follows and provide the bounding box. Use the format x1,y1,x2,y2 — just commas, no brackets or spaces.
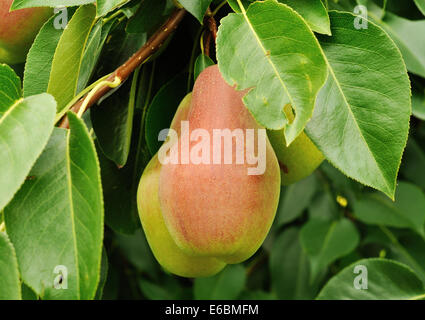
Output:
202,8,218,58
59,8,186,128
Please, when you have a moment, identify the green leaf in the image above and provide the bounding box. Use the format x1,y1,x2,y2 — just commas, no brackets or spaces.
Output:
126,0,171,35
91,70,138,167
412,88,425,120
4,115,104,300
115,230,159,276
391,232,425,285
194,54,214,81
23,14,63,97
96,141,141,234
145,73,188,156
217,0,327,144
367,3,425,79
21,283,38,300
96,0,129,17
178,0,213,23
11,0,94,9
308,190,339,221
226,0,254,13
400,139,425,191
194,264,246,300
279,0,331,35
300,218,360,281
270,227,323,299
0,232,21,300
276,174,317,226
317,259,425,300
77,20,102,93
414,0,425,16
0,64,21,115
47,5,96,113
353,182,425,237
139,276,191,300
305,11,411,198
0,65,56,211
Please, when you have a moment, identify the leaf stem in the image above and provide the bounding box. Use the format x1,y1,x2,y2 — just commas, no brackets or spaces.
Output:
187,27,203,91
77,76,122,118
212,0,228,17
55,73,112,124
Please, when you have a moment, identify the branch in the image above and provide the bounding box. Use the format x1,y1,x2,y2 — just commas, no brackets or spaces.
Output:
59,8,186,128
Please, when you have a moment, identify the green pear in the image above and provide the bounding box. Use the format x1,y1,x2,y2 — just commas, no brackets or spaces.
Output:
267,104,324,185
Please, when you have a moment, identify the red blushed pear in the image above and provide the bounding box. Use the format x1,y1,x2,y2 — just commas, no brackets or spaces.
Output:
158,65,281,265
137,94,226,278
0,0,52,64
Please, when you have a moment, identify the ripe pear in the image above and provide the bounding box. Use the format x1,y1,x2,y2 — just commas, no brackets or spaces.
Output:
0,0,52,64
158,65,281,265
267,105,324,185
137,94,226,278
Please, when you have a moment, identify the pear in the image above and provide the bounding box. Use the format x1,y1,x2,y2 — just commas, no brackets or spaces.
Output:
137,94,226,278
158,65,281,265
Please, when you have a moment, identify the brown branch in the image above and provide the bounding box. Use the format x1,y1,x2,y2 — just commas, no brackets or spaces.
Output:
59,8,186,129
202,8,218,58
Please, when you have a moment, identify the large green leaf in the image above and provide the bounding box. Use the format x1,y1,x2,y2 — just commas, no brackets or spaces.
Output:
0,65,56,211
368,7,425,78
23,14,63,97
194,265,246,300
401,139,425,190
145,73,188,156
96,0,129,17
0,232,21,300
300,218,360,281
4,113,104,300
270,227,323,299
353,182,425,237
47,5,96,113
91,71,138,167
412,88,425,120
317,259,425,300
306,11,411,198
279,0,331,35
11,0,94,9
276,174,317,226
217,0,327,144
77,20,102,93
